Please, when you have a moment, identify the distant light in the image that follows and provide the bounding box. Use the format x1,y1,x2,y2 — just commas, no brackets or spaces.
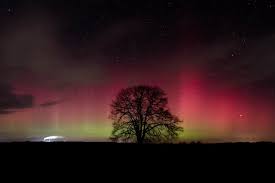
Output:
239,114,243,118
43,136,65,142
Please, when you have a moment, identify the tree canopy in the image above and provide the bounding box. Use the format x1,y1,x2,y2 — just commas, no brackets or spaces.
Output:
110,85,183,143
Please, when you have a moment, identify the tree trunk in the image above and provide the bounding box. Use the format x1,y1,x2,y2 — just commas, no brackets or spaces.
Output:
136,133,143,144
137,139,143,144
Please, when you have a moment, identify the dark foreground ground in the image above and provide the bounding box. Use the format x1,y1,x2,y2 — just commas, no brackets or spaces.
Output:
1,142,274,174
2,141,275,147
1,142,275,156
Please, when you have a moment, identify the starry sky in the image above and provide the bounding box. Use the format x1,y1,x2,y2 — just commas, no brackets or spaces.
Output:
1,0,275,142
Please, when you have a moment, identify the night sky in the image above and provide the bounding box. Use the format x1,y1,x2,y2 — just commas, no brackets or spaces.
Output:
1,0,275,142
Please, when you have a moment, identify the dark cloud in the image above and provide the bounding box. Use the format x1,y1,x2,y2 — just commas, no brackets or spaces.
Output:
0,83,33,114
0,110,15,115
39,99,64,108
0,10,127,89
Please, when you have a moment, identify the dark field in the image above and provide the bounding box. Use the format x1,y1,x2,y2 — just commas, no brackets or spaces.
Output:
1,142,275,155
1,142,274,169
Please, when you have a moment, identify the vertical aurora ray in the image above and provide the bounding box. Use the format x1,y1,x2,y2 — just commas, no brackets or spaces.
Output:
175,69,275,142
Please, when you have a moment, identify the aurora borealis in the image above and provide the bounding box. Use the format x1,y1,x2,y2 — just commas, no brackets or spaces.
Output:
1,0,275,142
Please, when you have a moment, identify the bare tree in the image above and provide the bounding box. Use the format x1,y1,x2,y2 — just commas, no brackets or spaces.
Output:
110,85,183,144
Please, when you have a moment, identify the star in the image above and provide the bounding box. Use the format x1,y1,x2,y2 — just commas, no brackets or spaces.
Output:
143,18,153,24
167,1,174,8
7,8,14,15
114,56,121,63
7,8,13,12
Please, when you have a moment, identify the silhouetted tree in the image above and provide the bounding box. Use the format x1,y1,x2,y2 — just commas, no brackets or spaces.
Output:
110,85,183,144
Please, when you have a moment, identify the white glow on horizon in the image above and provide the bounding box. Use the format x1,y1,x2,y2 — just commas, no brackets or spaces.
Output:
43,136,65,142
